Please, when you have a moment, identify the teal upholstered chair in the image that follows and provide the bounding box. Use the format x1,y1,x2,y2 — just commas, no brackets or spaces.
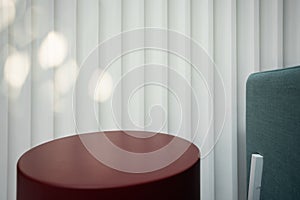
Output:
246,66,300,200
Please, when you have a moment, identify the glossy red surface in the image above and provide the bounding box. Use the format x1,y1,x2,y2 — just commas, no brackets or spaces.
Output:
17,131,200,200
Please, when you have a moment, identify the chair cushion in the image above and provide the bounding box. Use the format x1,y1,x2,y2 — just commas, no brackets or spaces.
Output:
246,66,300,200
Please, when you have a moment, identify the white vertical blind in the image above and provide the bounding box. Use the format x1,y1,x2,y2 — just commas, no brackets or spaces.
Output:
122,0,145,130
98,0,122,130
283,0,300,67
1,1,300,200
31,0,54,146
214,0,237,199
144,0,168,133
76,0,99,133
0,1,9,199
168,0,192,140
260,0,283,70
7,1,32,199
191,0,214,199
54,0,77,138
237,0,260,199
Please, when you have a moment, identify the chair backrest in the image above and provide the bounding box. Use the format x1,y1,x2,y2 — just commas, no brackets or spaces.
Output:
246,66,300,200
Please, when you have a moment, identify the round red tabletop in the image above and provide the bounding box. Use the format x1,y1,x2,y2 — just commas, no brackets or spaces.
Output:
17,131,200,200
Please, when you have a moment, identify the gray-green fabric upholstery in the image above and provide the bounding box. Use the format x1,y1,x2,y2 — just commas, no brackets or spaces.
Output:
246,66,300,200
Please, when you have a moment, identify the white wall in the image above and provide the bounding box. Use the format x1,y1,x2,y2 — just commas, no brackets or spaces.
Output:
1,0,300,200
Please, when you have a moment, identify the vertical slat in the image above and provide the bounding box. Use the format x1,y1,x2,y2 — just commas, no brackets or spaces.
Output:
283,0,300,67
168,0,192,140
260,0,283,70
191,0,214,199
144,0,168,133
54,0,77,138
31,0,55,146
0,56,8,199
0,1,9,198
76,0,99,133
237,0,260,200
98,0,122,130
7,1,32,199
214,0,238,199
122,0,144,130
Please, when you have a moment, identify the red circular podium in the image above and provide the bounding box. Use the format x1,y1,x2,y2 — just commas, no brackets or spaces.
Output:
17,131,200,200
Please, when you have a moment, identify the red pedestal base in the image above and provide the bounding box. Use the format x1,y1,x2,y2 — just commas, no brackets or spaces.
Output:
17,131,200,200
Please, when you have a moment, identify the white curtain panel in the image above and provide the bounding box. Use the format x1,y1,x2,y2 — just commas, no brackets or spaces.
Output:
1,0,300,200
